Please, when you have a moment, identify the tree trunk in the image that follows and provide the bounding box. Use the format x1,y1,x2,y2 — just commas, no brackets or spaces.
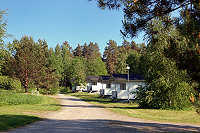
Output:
25,70,28,93
25,85,28,93
25,81,28,93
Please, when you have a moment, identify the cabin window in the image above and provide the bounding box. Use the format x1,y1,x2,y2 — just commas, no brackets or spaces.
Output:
92,82,97,85
106,83,111,88
120,84,126,90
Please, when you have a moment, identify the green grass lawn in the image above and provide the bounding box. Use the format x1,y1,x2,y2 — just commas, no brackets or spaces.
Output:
69,92,200,124
0,91,61,131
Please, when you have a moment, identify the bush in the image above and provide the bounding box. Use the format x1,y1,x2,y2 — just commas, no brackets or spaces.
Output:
0,76,22,92
27,81,37,93
60,86,71,94
0,91,43,106
135,79,194,110
39,87,59,95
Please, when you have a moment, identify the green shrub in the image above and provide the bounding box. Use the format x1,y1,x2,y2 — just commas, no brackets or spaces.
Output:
49,87,59,95
60,87,71,94
0,91,43,106
135,80,193,110
39,87,59,95
0,76,22,92
0,76,10,90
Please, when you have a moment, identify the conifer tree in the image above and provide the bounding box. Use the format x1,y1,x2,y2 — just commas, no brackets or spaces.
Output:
95,0,200,38
88,42,101,59
82,43,90,59
103,40,118,74
10,36,47,92
61,41,73,87
50,44,63,78
74,44,82,57
62,41,74,58
68,57,86,86
0,10,10,75
137,18,195,109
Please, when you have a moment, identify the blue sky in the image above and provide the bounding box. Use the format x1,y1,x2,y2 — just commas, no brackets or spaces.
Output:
1,0,145,54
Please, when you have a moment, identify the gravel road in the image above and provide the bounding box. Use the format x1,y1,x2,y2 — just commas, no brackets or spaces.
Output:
5,94,200,133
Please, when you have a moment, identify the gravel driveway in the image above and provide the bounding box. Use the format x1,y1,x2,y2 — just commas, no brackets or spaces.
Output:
6,94,200,133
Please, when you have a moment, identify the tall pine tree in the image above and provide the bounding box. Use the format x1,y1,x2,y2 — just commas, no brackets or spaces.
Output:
103,40,118,74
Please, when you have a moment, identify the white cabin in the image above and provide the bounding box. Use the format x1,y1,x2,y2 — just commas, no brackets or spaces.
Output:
86,76,102,92
72,84,87,92
110,74,145,100
99,76,112,96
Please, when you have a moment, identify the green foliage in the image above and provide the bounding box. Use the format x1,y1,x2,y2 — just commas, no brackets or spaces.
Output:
126,50,143,74
136,18,195,109
0,10,11,75
27,80,38,94
74,44,83,57
50,44,64,78
68,57,87,86
136,56,194,109
60,86,71,94
96,0,200,38
103,40,119,74
0,10,10,45
0,76,22,92
0,91,43,106
6,36,59,93
8,36,47,92
86,57,108,76
115,40,145,74
39,87,59,95
60,42,73,88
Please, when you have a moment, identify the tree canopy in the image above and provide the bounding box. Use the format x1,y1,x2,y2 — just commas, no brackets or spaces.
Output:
95,0,200,38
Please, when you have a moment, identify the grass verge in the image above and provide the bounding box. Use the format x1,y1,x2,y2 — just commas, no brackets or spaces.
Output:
68,92,200,124
0,92,60,131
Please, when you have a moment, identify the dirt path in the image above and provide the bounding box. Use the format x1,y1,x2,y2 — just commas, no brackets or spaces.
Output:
6,94,200,133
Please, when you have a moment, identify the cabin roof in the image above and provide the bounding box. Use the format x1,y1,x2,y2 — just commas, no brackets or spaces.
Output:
111,74,145,81
98,75,110,83
87,76,101,82
100,76,110,81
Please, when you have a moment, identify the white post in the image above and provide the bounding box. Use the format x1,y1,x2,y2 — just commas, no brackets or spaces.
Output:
115,82,117,99
102,81,103,96
126,66,130,103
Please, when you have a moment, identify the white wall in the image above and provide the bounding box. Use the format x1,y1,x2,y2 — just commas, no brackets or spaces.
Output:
91,82,102,92
117,82,145,99
111,82,120,98
87,82,92,92
74,84,87,92
110,82,120,92
104,83,116,95
100,83,107,90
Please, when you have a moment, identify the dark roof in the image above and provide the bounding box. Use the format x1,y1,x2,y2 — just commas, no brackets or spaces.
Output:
87,76,101,82
111,74,145,81
100,76,110,81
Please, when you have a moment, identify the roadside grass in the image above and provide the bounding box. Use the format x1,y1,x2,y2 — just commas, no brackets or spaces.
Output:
0,91,43,106
69,92,200,124
0,91,61,131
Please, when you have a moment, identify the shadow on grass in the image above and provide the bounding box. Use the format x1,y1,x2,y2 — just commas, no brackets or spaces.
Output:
110,106,139,109
0,115,41,131
41,104,60,107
